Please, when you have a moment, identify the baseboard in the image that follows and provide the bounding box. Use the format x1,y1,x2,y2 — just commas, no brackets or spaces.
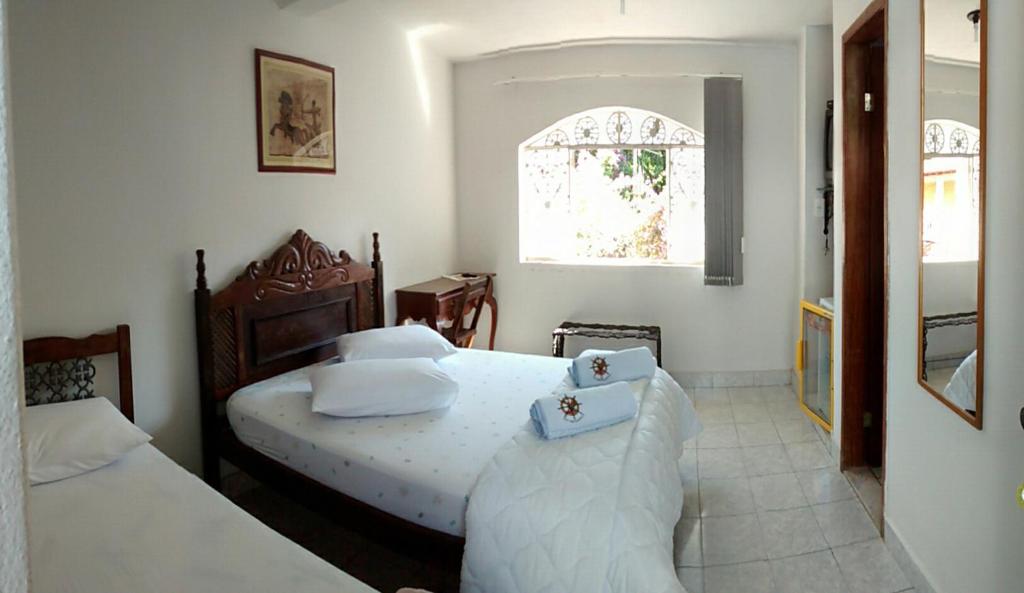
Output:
884,519,939,593
669,369,792,389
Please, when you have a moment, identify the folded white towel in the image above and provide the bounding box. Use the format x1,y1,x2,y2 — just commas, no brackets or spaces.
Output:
569,347,657,388
530,382,638,440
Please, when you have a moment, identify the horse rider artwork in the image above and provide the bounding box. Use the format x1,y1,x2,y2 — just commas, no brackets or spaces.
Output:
269,89,324,156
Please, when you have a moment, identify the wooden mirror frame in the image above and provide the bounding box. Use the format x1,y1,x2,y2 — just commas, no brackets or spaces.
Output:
917,0,986,430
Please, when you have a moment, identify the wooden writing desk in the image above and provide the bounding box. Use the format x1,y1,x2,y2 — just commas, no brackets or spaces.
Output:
395,275,498,350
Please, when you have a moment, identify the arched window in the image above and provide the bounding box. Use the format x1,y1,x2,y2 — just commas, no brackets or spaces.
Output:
922,119,980,262
519,106,704,265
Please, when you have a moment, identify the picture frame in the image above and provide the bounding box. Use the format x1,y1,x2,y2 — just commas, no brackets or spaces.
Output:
255,49,336,174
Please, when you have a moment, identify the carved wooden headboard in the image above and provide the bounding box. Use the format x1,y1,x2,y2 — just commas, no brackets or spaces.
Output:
193,230,383,478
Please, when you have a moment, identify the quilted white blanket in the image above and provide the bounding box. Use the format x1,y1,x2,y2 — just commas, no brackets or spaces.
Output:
460,369,701,593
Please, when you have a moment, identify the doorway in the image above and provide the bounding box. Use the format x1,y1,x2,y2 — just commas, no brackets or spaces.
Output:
840,0,887,532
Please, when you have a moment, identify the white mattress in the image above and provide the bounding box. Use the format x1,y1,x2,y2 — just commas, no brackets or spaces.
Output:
28,444,377,593
227,348,574,536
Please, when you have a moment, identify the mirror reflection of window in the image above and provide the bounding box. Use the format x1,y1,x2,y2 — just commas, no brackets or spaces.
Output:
922,129,980,264
918,0,985,430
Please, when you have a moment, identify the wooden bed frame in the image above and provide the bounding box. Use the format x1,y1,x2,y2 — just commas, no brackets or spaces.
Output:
194,229,464,567
23,324,135,419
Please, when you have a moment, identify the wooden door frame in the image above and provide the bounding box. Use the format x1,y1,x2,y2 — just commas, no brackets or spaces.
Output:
840,0,888,474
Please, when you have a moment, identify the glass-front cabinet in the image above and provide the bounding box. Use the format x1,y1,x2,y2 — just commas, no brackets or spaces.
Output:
797,301,833,431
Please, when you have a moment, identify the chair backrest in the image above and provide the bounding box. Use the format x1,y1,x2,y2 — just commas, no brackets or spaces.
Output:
23,325,134,421
442,283,474,343
467,275,493,333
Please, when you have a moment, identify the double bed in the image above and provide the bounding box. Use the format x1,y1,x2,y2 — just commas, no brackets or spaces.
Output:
194,229,700,591
227,347,568,536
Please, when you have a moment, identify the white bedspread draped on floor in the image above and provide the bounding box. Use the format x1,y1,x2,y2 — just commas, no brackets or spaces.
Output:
460,369,700,593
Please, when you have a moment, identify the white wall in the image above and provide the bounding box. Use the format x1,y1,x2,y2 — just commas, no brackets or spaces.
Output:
453,43,800,378
832,1,1024,591
884,1,1024,591
798,25,835,304
9,0,457,471
924,60,980,127
0,0,29,588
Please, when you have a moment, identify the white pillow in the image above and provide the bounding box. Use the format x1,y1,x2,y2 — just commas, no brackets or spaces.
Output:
337,324,456,362
24,397,151,485
311,358,458,417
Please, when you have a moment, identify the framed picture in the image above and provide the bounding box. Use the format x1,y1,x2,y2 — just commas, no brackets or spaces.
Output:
255,49,336,173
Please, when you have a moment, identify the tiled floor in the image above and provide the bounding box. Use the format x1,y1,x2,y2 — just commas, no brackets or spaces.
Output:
675,385,913,593
846,466,884,532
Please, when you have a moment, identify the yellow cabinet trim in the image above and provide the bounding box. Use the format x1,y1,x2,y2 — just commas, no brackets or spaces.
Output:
797,300,834,432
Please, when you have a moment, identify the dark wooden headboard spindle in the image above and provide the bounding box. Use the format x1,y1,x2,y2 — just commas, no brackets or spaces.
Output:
194,230,384,487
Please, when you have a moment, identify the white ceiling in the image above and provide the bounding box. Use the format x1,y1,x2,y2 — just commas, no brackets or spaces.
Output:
370,0,832,60
924,0,982,64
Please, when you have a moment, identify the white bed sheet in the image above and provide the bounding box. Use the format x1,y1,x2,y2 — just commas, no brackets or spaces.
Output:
943,349,977,412
28,443,377,593
227,348,574,536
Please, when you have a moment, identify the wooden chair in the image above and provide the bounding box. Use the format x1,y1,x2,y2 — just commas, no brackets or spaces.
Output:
441,276,493,349
23,324,134,421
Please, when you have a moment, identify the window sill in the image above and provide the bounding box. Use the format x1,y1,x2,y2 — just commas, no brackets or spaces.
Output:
519,258,704,270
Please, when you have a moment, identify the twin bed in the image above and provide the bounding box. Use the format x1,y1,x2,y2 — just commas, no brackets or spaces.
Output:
24,326,379,593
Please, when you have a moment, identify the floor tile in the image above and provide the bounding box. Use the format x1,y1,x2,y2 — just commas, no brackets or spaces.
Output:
758,507,828,559
697,401,735,425
699,448,747,479
683,477,701,518
692,387,731,403
749,473,808,512
766,400,806,421
729,387,764,404
760,385,796,402
846,470,884,531
674,517,703,567
732,403,772,424
774,417,821,443
700,477,755,517
743,444,794,477
785,441,831,471
679,449,699,481
737,422,782,447
676,566,705,593
770,550,846,593
833,539,911,593
796,468,855,504
705,561,775,593
702,514,765,566
812,499,880,547
698,424,740,449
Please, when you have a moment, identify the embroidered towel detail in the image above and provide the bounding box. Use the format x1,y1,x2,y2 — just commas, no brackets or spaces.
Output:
568,347,657,388
530,382,638,440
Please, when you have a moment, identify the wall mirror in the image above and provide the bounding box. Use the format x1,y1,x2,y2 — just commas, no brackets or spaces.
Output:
919,0,985,429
